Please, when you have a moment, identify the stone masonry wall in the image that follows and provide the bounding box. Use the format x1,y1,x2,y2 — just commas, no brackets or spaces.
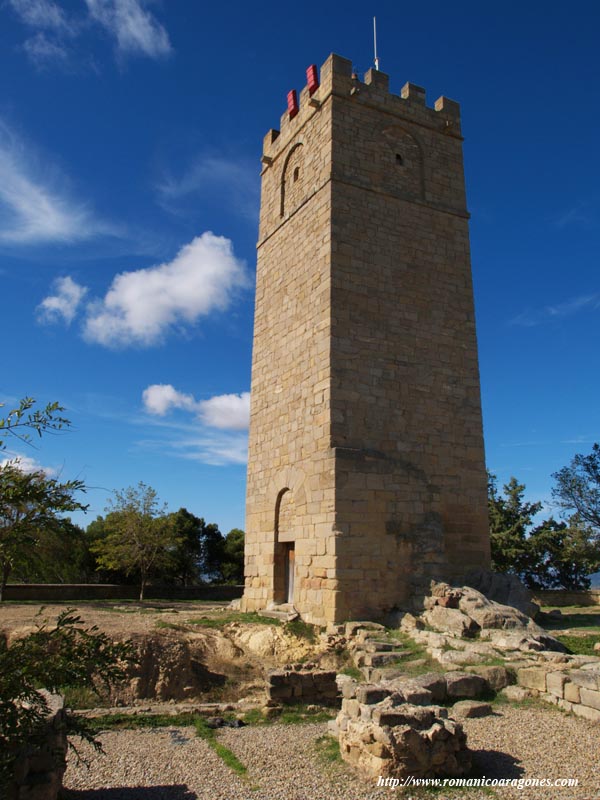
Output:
243,53,490,625
517,665,600,722
8,692,67,800
267,667,338,705
327,59,489,617
242,56,338,621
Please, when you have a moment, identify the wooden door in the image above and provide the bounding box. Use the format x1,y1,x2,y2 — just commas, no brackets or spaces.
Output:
286,544,295,605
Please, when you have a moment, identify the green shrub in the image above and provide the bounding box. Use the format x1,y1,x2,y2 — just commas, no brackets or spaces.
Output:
0,609,135,791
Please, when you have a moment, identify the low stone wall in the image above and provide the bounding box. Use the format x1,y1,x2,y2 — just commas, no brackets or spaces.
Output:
533,589,600,607
267,667,338,705
9,692,67,800
517,665,600,722
3,584,244,602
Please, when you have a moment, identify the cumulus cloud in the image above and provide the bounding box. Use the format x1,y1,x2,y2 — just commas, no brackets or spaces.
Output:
85,0,172,58
0,454,56,476
37,276,88,325
83,232,248,347
142,384,197,416
199,393,250,431
0,120,110,244
140,384,250,465
143,384,250,430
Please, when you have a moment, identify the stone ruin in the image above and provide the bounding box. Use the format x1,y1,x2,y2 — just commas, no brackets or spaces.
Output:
331,674,486,780
266,665,338,705
319,575,600,783
7,691,67,800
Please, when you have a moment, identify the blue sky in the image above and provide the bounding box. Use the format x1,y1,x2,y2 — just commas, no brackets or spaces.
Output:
0,0,598,537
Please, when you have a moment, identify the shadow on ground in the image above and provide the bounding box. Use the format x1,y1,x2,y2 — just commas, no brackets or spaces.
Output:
64,786,197,800
471,748,525,779
539,608,600,631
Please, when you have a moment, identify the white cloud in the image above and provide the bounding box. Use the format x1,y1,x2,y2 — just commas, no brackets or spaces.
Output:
509,293,600,327
23,32,69,66
0,120,110,244
199,392,250,431
140,384,250,466
8,0,71,31
37,276,88,325
0,454,56,477
142,384,197,416
158,155,259,221
143,384,250,431
170,432,248,466
84,232,248,347
555,206,594,230
85,0,172,58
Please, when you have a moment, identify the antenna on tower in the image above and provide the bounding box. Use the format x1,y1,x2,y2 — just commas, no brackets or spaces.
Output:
373,16,380,71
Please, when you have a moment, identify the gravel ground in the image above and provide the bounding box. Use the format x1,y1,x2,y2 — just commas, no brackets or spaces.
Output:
63,705,600,800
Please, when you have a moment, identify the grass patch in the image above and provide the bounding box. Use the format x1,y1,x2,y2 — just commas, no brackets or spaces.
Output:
284,618,318,643
556,633,600,656
241,704,335,726
62,685,109,710
194,718,247,777
474,656,509,668
85,712,199,734
278,705,334,724
338,665,363,681
87,713,249,778
383,629,445,676
186,612,281,628
492,692,563,714
540,606,600,632
314,734,342,764
155,620,188,631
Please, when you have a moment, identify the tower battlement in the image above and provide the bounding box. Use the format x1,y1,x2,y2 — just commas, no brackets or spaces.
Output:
262,53,462,166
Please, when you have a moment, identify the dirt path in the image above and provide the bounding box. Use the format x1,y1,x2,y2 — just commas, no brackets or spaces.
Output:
0,601,229,638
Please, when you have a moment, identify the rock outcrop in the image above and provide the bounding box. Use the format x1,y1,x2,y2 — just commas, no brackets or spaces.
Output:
464,569,540,619
421,582,566,655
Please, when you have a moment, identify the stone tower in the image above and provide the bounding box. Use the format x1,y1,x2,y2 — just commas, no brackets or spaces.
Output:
241,54,490,626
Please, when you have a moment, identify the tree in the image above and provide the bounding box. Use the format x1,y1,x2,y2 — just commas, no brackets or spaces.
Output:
526,516,600,590
552,443,600,533
0,462,87,601
165,508,223,585
0,398,71,451
488,473,542,576
91,483,179,600
488,471,599,590
10,518,92,585
221,528,245,584
0,609,134,793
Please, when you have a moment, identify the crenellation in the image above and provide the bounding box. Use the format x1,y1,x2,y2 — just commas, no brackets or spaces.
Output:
363,67,389,92
401,81,426,103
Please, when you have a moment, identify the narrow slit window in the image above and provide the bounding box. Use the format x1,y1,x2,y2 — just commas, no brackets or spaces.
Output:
293,166,300,182
395,153,404,165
